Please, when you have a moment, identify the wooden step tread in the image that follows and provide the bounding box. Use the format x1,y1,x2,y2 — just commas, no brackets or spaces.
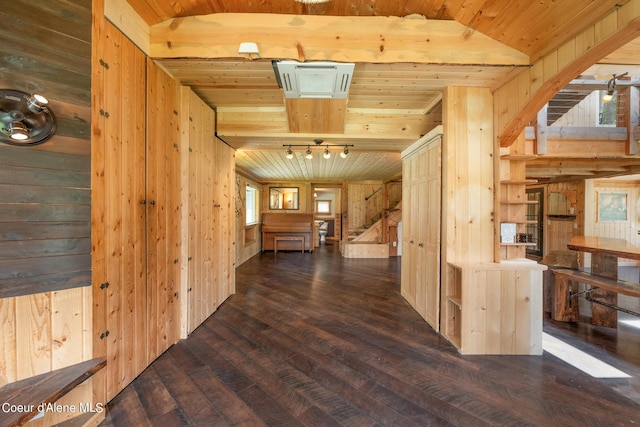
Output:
553,269,640,298
0,358,106,426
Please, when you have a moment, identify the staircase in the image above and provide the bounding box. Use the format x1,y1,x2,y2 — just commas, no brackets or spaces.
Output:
350,201,402,242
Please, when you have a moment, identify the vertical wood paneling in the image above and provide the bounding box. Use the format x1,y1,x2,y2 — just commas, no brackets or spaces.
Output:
181,87,236,336
0,298,16,384
93,19,148,402
584,178,640,261
146,59,182,360
347,182,384,233
443,87,494,264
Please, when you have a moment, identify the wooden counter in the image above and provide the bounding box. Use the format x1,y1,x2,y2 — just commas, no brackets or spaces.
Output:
566,236,640,327
567,236,640,261
443,260,546,355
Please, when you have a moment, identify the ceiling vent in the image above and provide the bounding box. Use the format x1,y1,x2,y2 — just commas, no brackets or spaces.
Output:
273,60,355,99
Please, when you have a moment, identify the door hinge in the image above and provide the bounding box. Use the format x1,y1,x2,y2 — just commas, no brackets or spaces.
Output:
100,282,110,290
99,109,110,118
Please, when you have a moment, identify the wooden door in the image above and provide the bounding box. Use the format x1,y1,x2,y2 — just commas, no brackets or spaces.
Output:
94,21,148,402
183,87,236,334
400,159,414,305
415,147,429,318
146,59,182,360
400,135,442,331
424,140,442,329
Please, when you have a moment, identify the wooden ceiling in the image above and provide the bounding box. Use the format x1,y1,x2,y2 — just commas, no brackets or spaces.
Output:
123,0,640,183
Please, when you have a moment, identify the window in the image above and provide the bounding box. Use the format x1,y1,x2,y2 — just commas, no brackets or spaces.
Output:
246,186,259,224
598,90,617,126
315,200,331,214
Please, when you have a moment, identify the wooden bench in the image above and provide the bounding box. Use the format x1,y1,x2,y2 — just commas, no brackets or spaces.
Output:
274,235,304,253
552,268,640,322
0,358,106,426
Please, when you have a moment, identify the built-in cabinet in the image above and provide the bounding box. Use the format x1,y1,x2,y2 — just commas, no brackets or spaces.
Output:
93,23,182,401
443,262,545,355
181,87,235,335
401,130,442,330
93,21,235,404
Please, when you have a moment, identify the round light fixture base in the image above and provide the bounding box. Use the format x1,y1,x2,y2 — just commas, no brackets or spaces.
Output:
0,89,56,146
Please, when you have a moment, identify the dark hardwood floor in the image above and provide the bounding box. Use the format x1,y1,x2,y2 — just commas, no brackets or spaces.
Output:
100,242,640,426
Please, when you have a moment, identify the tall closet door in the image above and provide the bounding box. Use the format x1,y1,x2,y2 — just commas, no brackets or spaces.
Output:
184,88,217,334
424,140,442,329
182,87,235,335
400,132,442,332
146,59,182,360
94,21,148,402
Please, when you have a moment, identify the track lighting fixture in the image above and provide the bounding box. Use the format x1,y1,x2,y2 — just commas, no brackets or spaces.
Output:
283,142,354,160
0,89,56,146
603,72,628,103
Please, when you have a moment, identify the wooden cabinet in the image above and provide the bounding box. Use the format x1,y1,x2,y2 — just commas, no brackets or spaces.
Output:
94,24,182,400
93,23,235,403
401,130,442,330
443,262,545,355
181,88,235,335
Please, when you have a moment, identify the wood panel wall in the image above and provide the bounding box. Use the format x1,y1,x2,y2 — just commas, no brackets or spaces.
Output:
181,87,236,335
442,87,495,264
553,92,599,127
347,181,385,233
0,2,96,422
0,1,92,298
585,176,640,263
0,0,93,396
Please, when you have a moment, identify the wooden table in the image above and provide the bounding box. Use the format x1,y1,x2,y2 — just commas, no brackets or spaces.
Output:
567,236,640,327
274,235,305,253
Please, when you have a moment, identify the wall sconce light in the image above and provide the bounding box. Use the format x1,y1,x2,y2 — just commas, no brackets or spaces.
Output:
284,140,353,160
603,72,628,103
238,42,260,59
0,89,56,146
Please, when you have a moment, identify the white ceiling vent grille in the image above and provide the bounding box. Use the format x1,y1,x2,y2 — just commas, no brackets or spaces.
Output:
273,61,355,99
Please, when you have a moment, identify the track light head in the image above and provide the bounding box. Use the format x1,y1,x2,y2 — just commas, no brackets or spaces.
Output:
305,146,313,159
340,146,349,158
286,146,294,159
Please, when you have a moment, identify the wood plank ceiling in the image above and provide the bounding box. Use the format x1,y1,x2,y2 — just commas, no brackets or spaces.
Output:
124,0,640,183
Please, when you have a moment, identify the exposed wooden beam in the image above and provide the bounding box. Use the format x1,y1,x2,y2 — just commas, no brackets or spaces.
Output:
495,0,640,147
149,14,529,65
